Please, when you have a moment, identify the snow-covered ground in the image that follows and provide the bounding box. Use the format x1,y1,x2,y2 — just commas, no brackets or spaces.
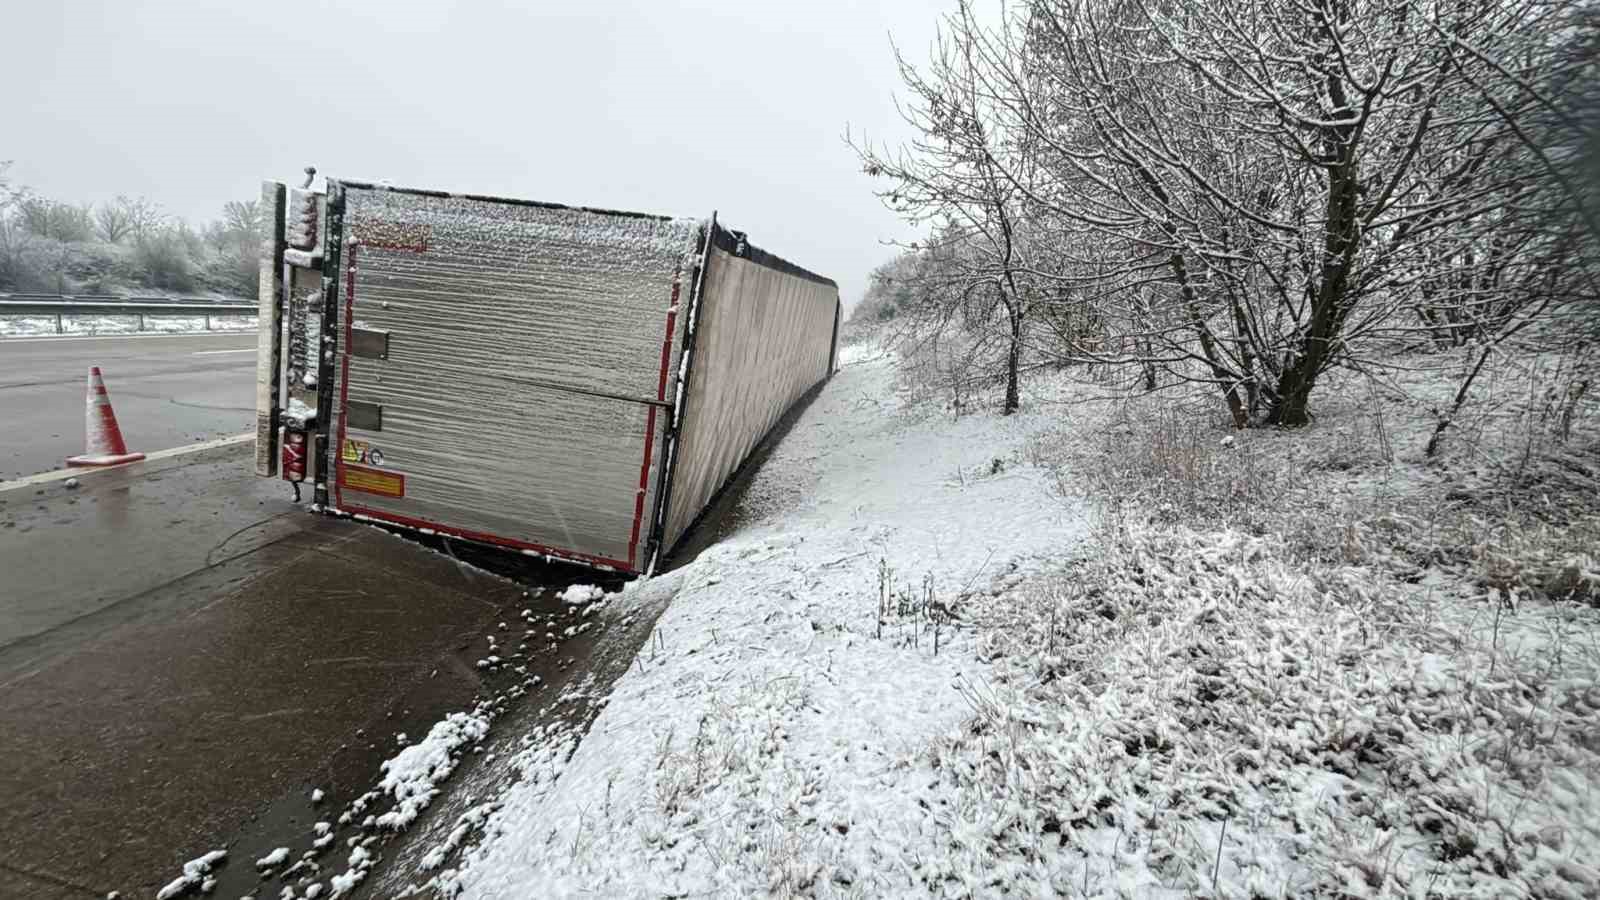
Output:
337,339,1596,898
0,314,256,337
433,343,1094,896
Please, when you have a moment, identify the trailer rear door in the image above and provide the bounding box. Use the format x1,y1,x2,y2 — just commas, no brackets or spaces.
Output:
324,184,697,571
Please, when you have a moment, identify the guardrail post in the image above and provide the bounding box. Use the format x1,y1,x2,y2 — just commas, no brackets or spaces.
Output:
136,313,145,332
205,314,212,331
55,313,63,335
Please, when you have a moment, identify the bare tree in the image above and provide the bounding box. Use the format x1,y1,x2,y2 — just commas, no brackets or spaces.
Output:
0,170,270,296
18,195,94,243
851,3,1058,415
199,199,263,295
133,225,195,293
219,200,262,261
94,198,133,243
95,195,165,244
1405,0,1600,454
853,250,932,328
0,161,32,290
127,196,164,241
862,0,1587,430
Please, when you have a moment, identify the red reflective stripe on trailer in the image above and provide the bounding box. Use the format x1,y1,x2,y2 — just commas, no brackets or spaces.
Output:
655,290,680,399
626,280,681,569
340,503,633,571
627,405,658,568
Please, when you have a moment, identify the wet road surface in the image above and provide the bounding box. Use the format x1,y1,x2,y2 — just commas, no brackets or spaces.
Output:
0,332,257,480
0,444,571,897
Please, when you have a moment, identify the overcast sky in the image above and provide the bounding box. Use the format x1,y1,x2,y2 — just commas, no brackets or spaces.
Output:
3,0,957,307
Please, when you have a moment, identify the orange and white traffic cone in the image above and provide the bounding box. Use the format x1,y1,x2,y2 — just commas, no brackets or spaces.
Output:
65,366,146,467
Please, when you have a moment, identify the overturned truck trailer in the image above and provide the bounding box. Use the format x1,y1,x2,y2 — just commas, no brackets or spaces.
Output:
253,179,840,574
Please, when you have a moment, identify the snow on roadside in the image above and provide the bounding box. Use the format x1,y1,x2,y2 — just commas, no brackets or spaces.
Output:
155,849,226,899
374,712,491,832
307,706,497,896
558,584,605,606
440,346,1091,896
255,846,291,869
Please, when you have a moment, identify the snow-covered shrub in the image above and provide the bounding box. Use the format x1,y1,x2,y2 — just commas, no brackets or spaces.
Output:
1084,399,1305,532
133,228,196,293
196,244,256,296
893,324,996,420
943,521,1600,898
958,350,1600,896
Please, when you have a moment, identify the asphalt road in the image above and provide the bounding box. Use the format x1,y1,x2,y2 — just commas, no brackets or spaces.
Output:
0,331,258,480
0,443,636,898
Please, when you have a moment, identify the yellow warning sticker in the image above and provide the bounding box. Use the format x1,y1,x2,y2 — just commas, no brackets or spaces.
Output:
341,464,405,498
342,438,369,464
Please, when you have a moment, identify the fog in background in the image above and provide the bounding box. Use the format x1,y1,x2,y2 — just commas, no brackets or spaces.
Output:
2,0,952,307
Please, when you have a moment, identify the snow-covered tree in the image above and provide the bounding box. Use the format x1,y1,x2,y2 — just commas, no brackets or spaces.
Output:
852,3,1063,414
94,195,163,244
866,0,1598,428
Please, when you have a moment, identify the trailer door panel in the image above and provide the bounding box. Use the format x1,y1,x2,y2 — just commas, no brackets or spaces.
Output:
327,186,696,571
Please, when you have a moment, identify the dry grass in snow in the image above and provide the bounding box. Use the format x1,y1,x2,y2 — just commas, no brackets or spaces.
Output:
936,519,1599,897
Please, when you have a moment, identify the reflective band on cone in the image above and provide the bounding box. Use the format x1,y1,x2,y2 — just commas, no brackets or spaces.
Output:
65,366,146,467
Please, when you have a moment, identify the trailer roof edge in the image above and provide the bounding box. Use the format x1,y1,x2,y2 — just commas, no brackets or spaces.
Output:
329,179,838,290
328,179,682,224
707,223,838,290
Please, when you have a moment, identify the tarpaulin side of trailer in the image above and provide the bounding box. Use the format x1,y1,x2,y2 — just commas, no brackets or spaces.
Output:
323,184,699,570
656,227,840,556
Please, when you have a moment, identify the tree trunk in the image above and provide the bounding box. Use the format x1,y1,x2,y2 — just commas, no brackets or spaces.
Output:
1003,306,1022,415
1266,148,1364,427
1262,24,1367,429
1426,345,1494,457
1169,250,1248,428
1273,370,1316,427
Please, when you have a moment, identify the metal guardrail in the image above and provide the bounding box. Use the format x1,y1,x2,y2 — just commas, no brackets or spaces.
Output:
0,293,257,335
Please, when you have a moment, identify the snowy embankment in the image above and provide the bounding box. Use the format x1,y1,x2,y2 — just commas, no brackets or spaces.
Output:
426,342,1597,898
0,314,256,337
438,343,1090,896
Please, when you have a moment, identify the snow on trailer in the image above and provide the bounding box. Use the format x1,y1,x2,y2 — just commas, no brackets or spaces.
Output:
254,178,841,574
